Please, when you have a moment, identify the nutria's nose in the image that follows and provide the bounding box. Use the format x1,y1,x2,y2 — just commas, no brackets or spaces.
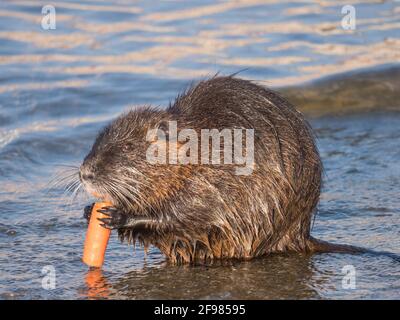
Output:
81,173,94,181
79,166,95,181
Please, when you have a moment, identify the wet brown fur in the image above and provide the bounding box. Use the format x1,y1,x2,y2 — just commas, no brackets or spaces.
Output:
80,76,348,264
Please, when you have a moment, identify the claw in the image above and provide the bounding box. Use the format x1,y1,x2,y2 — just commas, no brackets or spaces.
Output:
98,209,112,216
100,206,117,213
95,206,128,230
97,217,111,224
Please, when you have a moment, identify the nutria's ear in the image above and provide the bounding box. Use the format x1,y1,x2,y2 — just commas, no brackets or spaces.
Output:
146,121,170,143
158,120,170,140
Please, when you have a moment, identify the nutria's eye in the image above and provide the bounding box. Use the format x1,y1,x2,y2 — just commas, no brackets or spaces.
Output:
122,143,133,152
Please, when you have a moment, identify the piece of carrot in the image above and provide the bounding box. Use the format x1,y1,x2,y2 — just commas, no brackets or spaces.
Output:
82,202,112,268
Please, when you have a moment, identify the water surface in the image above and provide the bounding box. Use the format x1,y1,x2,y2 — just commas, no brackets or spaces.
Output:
0,0,399,299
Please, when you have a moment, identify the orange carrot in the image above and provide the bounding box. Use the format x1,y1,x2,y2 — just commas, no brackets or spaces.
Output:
82,202,112,268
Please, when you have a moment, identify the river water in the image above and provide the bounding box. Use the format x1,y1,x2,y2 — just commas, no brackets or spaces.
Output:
0,0,399,299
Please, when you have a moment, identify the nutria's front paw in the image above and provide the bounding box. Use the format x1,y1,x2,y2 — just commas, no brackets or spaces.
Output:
83,203,95,223
97,206,128,230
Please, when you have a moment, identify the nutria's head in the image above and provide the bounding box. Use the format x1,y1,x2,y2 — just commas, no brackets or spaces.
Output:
79,107,190,213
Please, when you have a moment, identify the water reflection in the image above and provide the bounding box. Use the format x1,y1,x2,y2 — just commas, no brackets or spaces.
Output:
84,268,111,300
109,254,322,299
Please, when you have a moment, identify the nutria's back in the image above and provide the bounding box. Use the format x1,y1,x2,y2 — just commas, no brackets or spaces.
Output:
80,76,324,263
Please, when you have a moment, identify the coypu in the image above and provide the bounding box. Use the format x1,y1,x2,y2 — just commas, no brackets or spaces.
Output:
80,76,360,264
